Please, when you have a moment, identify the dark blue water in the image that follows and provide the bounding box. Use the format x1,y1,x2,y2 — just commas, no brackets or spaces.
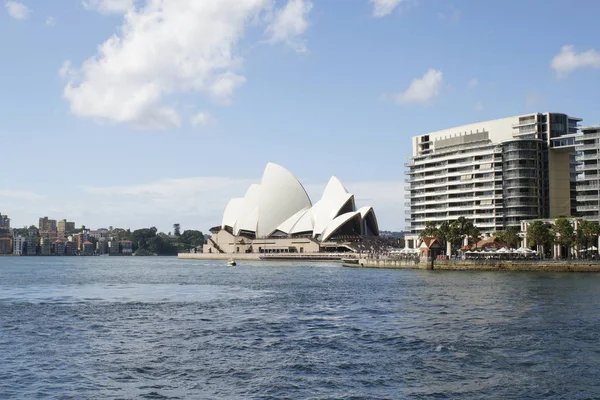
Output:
1,257,599,399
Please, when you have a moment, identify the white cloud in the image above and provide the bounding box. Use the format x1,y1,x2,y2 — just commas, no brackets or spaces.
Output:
190,111,216,128
82,0,134,14
551,45,600,77
437,5,460,23
468,78,479,88
369,0,406,17
59,61,73,78
44,16,55,26
474,101,483,111
5,1,30,20
62,0,276,130
265,0,312,53
391,68,443,104
0,189,46,201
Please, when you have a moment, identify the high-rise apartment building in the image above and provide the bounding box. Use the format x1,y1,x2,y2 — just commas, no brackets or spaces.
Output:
39,217,57,232
57,219,75,236
405,113,581,236
575,125,600,222
0,213,9,229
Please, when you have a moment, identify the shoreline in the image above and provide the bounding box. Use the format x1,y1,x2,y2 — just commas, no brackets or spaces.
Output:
348,258,600,272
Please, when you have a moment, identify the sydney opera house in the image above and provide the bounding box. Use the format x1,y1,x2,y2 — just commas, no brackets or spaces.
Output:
203,163,379,255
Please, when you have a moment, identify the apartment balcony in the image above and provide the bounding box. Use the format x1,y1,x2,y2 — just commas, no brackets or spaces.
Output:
576,131,600,141
577,205,599,212
578,183,600,191
576,174,600,181
576,163,600,171
512,119,537,128
576,153,599,161
577,143,600,151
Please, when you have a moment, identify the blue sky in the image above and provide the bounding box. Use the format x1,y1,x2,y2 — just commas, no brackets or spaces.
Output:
1,0,600,232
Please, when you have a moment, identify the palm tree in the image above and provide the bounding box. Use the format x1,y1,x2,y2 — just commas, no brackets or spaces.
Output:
419,221,438,239
527,220,553,256
552,217,574,258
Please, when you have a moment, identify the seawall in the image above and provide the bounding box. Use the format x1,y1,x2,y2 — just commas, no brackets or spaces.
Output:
350,258,600,272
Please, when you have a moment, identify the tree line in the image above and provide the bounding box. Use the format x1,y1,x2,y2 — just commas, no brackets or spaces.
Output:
418,216,600,258
109,224,205,255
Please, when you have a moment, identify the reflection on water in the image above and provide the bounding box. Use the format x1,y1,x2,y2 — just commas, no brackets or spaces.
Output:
0,283,261,303
1,257,599,399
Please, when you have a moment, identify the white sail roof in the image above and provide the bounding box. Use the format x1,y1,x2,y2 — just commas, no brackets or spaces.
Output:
221,198,244,229
216,164,379,241
320,211,362,242
312,176,355,238
233,184,261,235
256,163,312,238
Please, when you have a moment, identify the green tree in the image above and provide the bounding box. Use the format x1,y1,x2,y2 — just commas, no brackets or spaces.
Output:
468,226,482,247
553,217,575,258
527,220,553,255
178,230,205,252
419,221,438,239
109,228,132,241
437,221,451,250
447,222,464,254
173,223,181,237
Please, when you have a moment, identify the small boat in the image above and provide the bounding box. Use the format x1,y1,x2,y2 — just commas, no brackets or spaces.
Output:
227,259,237,266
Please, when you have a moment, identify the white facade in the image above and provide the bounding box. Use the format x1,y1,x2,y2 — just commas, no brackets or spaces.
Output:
13,236,25,255
575,125,600,222
214,163,379,243
406,112,581,235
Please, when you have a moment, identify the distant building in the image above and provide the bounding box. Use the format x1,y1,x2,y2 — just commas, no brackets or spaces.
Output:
54,240,65,256
57,219,75,236
96,241,107,255
39,217,57,232
0,237,11,254
39,230,58,240
13,236,25,255
40,238,52,256
82,241,94,256
0,213,10,229
120,240,133,255
25,237,37,255
75,229,90,251
108,240,120,255
65,241,77,256
90,229,109,241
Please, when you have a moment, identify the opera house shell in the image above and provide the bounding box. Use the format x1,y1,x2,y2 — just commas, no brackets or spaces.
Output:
204,163,379,255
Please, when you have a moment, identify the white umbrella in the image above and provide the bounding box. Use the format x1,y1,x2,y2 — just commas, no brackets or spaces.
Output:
587,246,598,251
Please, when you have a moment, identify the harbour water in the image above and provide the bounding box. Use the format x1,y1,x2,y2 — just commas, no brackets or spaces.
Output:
1,257,599,399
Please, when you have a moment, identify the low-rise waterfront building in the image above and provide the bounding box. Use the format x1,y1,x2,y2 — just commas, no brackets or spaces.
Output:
25,237,37,255
40,238,52,256
65,241,77,256
13,236,25,255
120,240,133,255
0,237,11,254
54,240,65,256
82,241,94,256
108,240,120,255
